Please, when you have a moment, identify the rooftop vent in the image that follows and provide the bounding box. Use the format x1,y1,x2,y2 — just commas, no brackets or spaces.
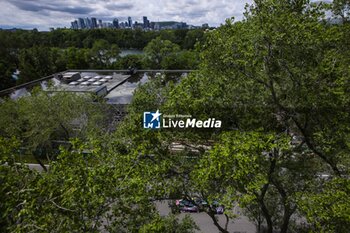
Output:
62,72,81,84
80,81,90,86
92,81,102,86
68,81,79,86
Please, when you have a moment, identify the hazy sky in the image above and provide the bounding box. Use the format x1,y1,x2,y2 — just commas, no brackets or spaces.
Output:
0,0,253,30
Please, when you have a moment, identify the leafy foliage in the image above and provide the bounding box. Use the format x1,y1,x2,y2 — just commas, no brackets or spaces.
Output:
0,89,107,163
1,1,350,232
299,177,350,233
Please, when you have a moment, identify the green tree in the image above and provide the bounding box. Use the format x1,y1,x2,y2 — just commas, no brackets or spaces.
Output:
89,39,120,68
0,137,40,232
0,89,106,165
140,215,199,233
18,46,56,83
0,32,18,90
160,0,350,232
192,131,319,233
299,177,350,233
0,61,16,91
182,29,205,50
143,37,181,69
114,54,144,69
64,47,90,69
161,50,199,69
332,0,350,22
0,136,197,232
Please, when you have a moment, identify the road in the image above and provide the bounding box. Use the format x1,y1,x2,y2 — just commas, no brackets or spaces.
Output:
155,201,256,233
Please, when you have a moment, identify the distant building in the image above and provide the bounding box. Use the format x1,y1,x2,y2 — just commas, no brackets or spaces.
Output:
91,17,98,29
113,18,119,28
143,16,150,29
77,18,86,29
68,16,206,31
128,16,132,28
175,22,183,29
154,22,160,30
71,20,79,30
187,25,201,29
134,21,144,29
202,23,209,29
154,21,188,30
84,18,92,29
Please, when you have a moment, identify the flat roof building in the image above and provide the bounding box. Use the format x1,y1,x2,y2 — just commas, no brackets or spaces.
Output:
0,70,190,104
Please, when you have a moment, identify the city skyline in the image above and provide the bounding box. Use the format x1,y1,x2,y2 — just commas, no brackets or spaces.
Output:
70,16,205,30
0,0,253,31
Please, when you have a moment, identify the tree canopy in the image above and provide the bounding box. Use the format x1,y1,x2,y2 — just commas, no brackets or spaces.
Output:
1,0,350,232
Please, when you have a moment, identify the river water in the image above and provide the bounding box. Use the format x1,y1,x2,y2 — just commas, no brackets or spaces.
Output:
119,49,144,57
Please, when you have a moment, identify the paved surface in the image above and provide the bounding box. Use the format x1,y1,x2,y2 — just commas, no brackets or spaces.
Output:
105,73,148,104
155,201,256,233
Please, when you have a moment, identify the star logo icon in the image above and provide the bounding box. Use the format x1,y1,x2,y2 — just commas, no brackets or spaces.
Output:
150,110,162,122
143,110,162,129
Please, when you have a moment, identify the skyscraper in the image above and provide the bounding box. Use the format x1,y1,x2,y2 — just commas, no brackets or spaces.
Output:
71,20,79,30
77,18,85,29
84,18,92,29
113,18,119,29
91,17,97,29
128,16,132,28
143,16,150,29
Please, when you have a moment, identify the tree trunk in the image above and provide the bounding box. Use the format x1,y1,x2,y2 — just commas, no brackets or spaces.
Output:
259,199,273,233
207,210,230,233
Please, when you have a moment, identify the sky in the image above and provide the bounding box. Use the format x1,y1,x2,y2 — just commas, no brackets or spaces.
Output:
0,0,254,31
